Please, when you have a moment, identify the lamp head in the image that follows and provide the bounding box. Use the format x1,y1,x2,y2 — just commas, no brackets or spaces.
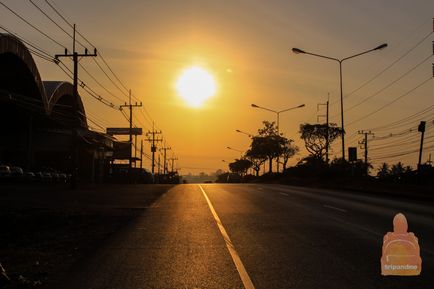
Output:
375,43,388,50
251,104,259,108
292,48,306,54
298,104,306,108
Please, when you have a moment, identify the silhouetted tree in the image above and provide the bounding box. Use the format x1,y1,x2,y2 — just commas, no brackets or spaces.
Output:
245,149,267,176
391,162,405,176
249,121,287,173
299,123,342,161
377,162,390,179
229,159,252,177
281,139,299,170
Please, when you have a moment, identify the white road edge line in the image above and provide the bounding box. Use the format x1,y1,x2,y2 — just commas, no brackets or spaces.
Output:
323,204,347,213
199,185,255,289
279,192,289,196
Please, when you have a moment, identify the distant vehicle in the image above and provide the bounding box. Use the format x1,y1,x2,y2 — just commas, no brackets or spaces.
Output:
204,180,213,183
24,171,35,182
42,172,53,182
0,165,11,179
51,172,60,182
34,172,44,182
59,173,68,183
10,166,24,178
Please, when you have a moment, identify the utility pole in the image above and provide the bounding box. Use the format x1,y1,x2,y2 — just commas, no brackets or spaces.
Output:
417,121,426,172
169,156,178,173
140,139,143,170
317,94,330,163
55,24,97,189
160,142,171,175
120,90,142,180
146,122,162,181
358,130,374,175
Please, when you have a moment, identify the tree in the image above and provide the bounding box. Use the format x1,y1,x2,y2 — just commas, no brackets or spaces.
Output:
377,162,390,179
245,149,267,176
299,123,342,161
249,121,286,173
229,159,252,177
391,162,405,178
281,139,299,171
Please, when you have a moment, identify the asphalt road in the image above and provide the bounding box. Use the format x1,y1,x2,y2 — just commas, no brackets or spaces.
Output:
61,184,434,289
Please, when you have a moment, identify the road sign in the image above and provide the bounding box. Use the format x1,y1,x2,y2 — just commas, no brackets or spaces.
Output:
107,127,142,135
348,147,357,162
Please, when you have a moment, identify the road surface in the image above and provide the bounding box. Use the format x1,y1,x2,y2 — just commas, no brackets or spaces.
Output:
62,184,434,289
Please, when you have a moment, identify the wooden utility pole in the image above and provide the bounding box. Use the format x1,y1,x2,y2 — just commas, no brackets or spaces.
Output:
146,122,162,181
120,90,142,179
169,156,178,173
317,94,330,163
140,139,143,170
358,130,374,175
55,24,97,189
417,121,426,172
160,142,171,175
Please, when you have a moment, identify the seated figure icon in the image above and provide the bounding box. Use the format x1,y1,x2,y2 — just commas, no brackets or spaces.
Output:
381,213,422,276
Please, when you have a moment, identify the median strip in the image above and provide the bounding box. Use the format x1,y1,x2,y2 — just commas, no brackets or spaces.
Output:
199,185,255,289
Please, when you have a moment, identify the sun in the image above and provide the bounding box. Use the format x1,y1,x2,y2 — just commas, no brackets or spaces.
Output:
176,66,216,107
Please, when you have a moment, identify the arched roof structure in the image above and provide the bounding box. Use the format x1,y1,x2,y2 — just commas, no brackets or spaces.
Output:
0,33,87,128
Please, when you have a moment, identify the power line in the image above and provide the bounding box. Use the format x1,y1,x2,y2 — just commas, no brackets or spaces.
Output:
368,106,434,131
91,57,130,98
79,63,126,103
44,0,95,48
56,60,120,110
45,0,156,123
341,31,433,103
341,54,433,115
347,77,432,127
0,1,66,49
0,26,54,59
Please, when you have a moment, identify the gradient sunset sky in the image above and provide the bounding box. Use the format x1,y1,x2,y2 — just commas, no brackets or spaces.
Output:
1,0,433,174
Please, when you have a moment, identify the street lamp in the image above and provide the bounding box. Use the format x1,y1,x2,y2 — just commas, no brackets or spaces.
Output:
251,103,305,172
251,103,305,132
226,146,243,154
291,43,387,160
235,129,254,138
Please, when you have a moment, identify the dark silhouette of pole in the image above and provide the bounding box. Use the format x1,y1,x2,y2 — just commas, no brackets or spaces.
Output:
169,156,178,173
292,43,387,161
146,122,162,182
358,130,374,175
317,96,329,163
120,90,142,181
418,121,426,172
140,139,143,170
55,24,97,189
161,142,171,175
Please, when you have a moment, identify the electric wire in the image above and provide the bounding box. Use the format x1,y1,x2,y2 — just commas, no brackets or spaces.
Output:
0,1,66,49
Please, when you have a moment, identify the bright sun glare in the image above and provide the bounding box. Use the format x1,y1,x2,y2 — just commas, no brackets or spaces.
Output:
176,66,216,107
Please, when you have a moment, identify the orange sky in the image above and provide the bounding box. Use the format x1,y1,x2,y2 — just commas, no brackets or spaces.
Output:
2,0,433,174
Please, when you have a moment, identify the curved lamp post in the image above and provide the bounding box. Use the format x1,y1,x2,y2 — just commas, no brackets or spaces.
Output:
251,103,305,172
291,43,387,160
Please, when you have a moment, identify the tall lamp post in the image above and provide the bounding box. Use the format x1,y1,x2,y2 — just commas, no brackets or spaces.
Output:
251,103,305,172
291,43,387,160
235,129,253,138
226,146,243,157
